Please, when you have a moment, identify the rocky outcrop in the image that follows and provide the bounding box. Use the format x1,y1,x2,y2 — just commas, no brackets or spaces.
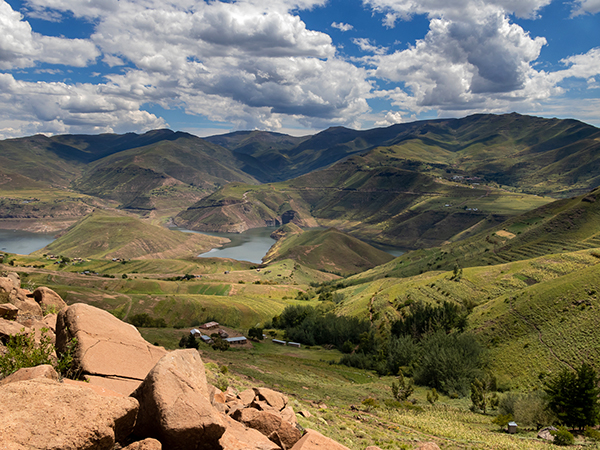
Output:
0,274,43,320
219,415,281,450
122,439,163,450
131,349,226,450
33,286,68,313
0,364,59,386
289,429,350,450
56,303,167,395
0,302,19,320
0,317,30,341
0,378,139,450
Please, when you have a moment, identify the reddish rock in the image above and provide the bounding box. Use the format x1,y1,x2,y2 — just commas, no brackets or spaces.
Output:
43,313,58,332
0,378,138,450
6,273,20,289
0,364,59,386
0,302,18,320
131,349,226,450
122,439,163,450
290,429,350,450
18,317,55,344
219,415,281,450
254,387,288,411
366,447,384,450
239,388,256,405
33,286,68,313
9,289,43,319
232,407,301,449
0,318,30,341
281,406,298,426
62,378,127,398
0,276,16,293
55,303,167,394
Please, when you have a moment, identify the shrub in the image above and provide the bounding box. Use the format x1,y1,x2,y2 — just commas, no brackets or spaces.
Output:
584,427,600,442
427,388,439,405
551,427,574,446
361,397,379,412
391,372,414,402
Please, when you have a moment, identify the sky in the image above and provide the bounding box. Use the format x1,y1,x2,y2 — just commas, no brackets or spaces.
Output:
1,0,599,139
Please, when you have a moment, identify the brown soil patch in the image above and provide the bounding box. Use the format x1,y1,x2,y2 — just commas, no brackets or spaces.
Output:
495,230,516,239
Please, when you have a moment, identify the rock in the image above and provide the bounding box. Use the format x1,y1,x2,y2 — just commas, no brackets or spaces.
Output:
254,387,288,411
43,313,58,332
18,317,55,344
0,302,19,320
6,273,20,289
281,406,298,427
232,407,301,449
9,289,43,319
62,378,127,398
122,438,162,450
366,447,384,450
0,317,30,341
538,426,558,442
239,387,257,405
0,364,59,386
0,276,16,293
289,429,350,450
56,303,167,394
298,410,312,418
414,443,441,450
0,378,138,450
219,415,281,450
33,286,68,313
131,349,226,450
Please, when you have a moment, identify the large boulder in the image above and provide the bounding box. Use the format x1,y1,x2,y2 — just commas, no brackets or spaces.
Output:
122,439,162,450
0,378,138,450
219,416,281,450
56,303,167,394
33,286,68,313
538,426,558,442
254,387,288,411
290,429,350,450
232,407,301,449
131,349,226,450
8,288,43,319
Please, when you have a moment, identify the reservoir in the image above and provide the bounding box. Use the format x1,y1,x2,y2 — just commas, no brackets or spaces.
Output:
0,229,56,255
185,227,279,264
183,227,405,263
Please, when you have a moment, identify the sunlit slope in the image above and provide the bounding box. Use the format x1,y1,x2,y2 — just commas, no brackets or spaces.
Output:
351,187,600,281
336,248,600,388
176,156,551,247
262,228,395,276
73,133,258,209
35,210,226,259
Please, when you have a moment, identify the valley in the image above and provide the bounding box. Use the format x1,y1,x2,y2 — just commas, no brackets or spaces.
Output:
2,112,600,449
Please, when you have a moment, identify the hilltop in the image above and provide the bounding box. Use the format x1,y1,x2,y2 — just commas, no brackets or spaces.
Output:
34,210,227,260
262,227,395,276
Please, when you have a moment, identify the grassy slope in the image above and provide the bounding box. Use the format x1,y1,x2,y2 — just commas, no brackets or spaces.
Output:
34,210,227,260
350,187,600,282
73,135,257,210
176,156,551,247
263,228,395,276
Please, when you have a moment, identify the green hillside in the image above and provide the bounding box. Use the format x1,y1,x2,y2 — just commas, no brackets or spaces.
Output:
263,227,395,275
176,156,551,247
73,134,257,210
35,210,226,259
351,187,600,282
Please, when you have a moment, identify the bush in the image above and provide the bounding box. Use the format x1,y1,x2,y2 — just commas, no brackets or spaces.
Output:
552,427,574,446
0,328,78,379
584,427,600,442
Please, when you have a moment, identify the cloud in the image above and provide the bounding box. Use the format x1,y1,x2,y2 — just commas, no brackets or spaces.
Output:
0,1,99,70
332,21,353,31
0,73,166,136
352,37,388,54
571,0,600,16
374,110,404,126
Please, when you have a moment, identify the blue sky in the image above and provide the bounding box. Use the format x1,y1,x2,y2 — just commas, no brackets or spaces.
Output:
0,0,599,139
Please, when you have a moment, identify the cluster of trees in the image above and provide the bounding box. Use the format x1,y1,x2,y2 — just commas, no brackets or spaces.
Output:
129,313,167,328
272,299,483,397
272,304,370,349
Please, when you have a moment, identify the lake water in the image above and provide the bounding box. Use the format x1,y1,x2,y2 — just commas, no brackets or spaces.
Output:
0,229,56,255
181,227,405,263
181,227,279,264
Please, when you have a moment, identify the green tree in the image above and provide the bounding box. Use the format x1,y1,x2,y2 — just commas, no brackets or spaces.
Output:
248,327,263,341
545,363,600,430
471,376,499,414
427,388,439,405
391,372,414,402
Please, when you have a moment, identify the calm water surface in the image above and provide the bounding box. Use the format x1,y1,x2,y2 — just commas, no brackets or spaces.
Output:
181,227,405,263
181,227,279,264
0,230,56,255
